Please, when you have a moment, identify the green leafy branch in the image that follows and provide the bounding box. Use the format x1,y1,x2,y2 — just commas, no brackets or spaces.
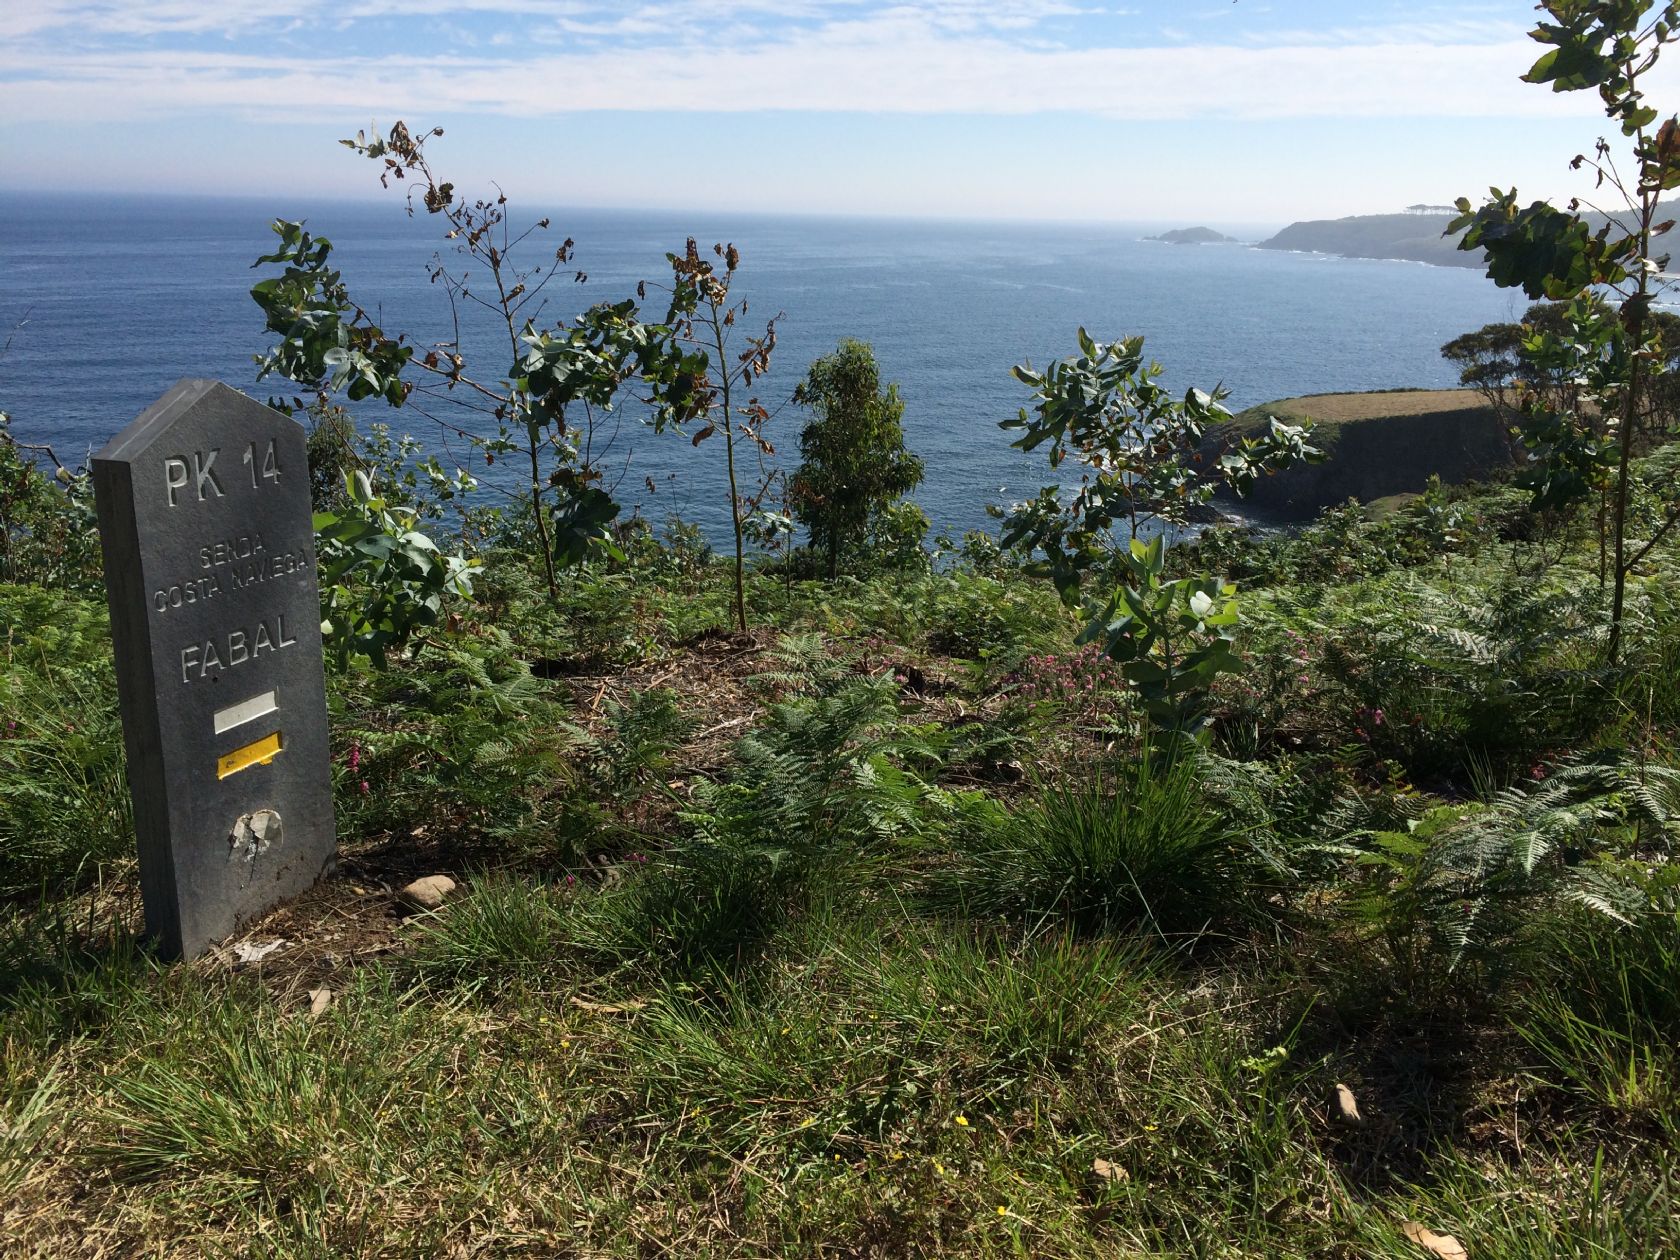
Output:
314,471,479,670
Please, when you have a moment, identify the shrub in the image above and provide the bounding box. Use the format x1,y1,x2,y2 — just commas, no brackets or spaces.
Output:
1343,759,1677,994
1319,575,1612,782
789,338,925,580
864,499,931,574
587,687,693,797
330,628,575,853
315,471,478,670
922,572,1069,669
580,670,943,974
0,416,102,594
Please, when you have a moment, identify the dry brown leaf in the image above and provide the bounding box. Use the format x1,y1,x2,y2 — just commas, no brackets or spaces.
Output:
570,996,648,1014
232,939,287,964
1402,1220,1468,1260
307,988,334,1017
1090,1157,1128,1182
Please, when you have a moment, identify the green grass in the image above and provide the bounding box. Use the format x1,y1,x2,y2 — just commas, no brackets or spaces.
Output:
5,457,1680,1255
1518,892,1680,1124
0,586,134,899
937,749,1268,938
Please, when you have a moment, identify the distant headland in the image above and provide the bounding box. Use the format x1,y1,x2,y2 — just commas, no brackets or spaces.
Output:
1256,200,1680,269
1255,206,1473,268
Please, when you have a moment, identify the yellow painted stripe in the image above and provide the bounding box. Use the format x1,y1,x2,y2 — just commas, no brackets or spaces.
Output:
217,730,283,780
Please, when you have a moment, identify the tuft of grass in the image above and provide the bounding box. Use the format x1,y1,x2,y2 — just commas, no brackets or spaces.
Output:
859,923,1156,1078
1518,888,1680,1123
71,972,590,1247
0,901,154,1043
577,837,810,977
0,588,133,898
405,873,573,991
1340,1147,1680,1259
939,750,1260,938
0,1064,62,1202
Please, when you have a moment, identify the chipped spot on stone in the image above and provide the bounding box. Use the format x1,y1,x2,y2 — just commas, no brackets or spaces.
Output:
229,809,283,864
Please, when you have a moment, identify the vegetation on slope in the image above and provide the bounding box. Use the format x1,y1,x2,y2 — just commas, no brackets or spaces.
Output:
2,421,1678,1254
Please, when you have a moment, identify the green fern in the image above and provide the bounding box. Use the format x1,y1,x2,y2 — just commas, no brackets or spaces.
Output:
748,632,843,697
1348,755,1667,970
679,668,943,864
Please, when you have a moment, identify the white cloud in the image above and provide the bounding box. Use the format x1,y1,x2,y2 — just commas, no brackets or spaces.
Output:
1,1,865,39
0,36,1617,126
1,1,1653,128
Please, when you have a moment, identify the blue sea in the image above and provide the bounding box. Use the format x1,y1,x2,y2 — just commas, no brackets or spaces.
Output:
0,192,1528,543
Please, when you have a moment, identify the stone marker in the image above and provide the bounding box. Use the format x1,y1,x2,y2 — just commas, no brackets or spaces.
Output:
93,380,336,959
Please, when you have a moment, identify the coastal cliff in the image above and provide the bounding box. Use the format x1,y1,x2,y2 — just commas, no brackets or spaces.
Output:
1212,389,1515,520
1257,200,1680,268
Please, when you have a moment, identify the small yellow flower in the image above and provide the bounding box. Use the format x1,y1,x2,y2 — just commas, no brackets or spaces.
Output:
934,1160,946,1174
800,1116,816,1128
996,1206,1008,1217
955,1115,970,1127
891,1152,906,1161
1143,1123,1158,1132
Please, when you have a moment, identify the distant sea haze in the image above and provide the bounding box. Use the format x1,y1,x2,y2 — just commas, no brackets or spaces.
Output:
0,192,1529,543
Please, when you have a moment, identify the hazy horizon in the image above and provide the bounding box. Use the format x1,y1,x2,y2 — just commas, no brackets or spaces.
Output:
0,185,1325,237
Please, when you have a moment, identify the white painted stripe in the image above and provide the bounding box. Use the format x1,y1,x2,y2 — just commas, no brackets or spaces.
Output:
213,689,279,735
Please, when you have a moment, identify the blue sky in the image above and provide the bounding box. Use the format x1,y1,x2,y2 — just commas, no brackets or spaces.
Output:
1,0,1667,224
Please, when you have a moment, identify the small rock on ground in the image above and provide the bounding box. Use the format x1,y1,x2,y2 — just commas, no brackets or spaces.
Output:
1332,1082,1363,1126
400,875,457,911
